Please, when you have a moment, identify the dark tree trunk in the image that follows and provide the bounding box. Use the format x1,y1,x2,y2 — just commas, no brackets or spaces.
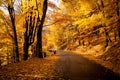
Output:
23,16,30,60
82,40,85,46
23,17,29,60
23,42,29,60
8,5,19,62
23,27,29,60
36,0,48,58
104,27,112,47
23,12,36,60
36,28,43,58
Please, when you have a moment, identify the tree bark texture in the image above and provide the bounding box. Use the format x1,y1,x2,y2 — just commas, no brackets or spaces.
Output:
36,0,48,58
8,4,20,62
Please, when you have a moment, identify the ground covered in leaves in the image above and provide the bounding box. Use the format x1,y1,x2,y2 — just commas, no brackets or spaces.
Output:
0,54,65,80
1,43,120,80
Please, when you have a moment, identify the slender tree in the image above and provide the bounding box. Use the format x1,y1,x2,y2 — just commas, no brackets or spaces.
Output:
36,0,48,58
7,0,20,62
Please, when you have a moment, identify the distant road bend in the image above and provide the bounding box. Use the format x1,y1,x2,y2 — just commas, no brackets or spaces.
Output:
55,51,120,80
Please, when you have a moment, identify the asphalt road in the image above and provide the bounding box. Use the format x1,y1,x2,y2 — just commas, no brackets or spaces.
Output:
54,51,120,80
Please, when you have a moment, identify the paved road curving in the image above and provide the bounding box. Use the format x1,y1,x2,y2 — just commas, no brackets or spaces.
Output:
54,51,120,80
0,51,120,80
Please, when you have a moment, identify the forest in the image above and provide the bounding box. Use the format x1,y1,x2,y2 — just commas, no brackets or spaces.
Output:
0,0,120,78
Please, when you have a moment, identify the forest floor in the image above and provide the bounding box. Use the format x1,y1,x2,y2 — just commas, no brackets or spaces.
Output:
0,43,120,80
74,43,120,75
0,51,120,80
0,55,61,80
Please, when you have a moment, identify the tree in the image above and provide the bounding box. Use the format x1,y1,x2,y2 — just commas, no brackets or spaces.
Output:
59,0,117,48
1,0,20,62
21,0,38,60
36,0,48,58
23,12,37,60
22,0,58,59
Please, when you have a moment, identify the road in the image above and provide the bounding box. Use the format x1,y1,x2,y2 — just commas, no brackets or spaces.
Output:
54,51,120,80
0,51,120,80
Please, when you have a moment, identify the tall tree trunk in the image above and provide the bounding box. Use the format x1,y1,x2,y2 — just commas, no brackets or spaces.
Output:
23,42,29,60
36,0,48,58
23,25,29,60
23,18,29,60
36,28,43,58
8,5,19,62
